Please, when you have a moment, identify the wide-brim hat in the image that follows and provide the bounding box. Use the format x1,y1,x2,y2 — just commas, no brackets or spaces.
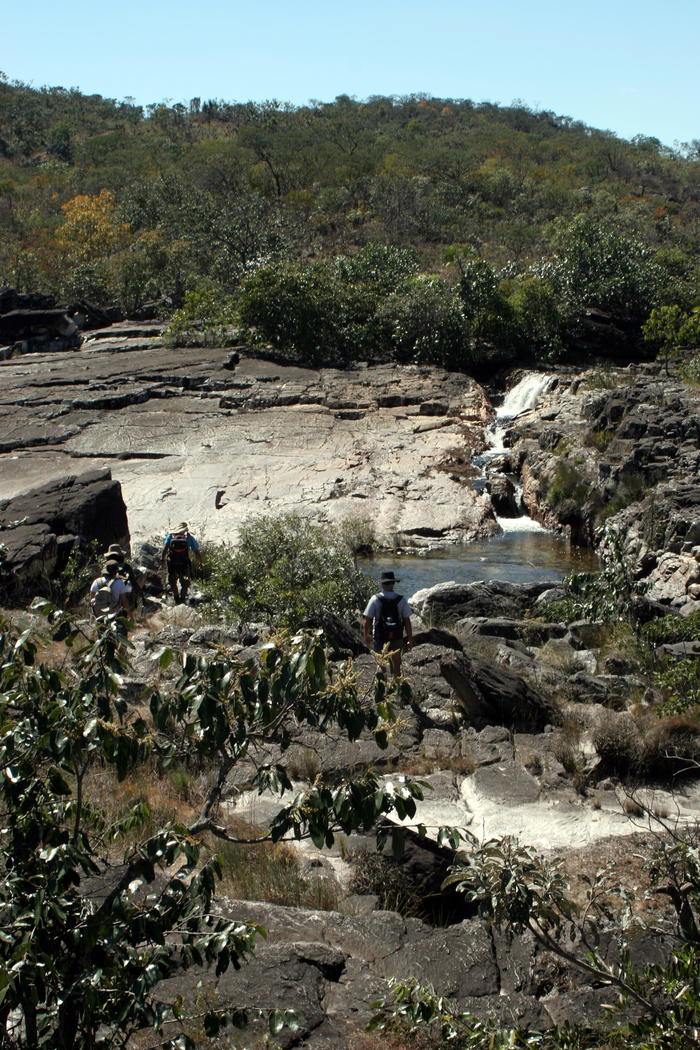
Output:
102,560,120,574
381,570,400,584
174,522,189,532
104,543,125,557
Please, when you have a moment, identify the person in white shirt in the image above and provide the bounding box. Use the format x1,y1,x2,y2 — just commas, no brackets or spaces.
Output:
363,570,413,674
89,560,131,628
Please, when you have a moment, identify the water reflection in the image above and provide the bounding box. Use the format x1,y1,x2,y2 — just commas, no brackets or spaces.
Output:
360,532,599,597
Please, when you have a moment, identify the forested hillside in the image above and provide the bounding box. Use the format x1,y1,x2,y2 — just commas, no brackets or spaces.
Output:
1,74,699,370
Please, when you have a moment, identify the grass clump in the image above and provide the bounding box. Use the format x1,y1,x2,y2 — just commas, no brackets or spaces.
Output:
216,836,339,910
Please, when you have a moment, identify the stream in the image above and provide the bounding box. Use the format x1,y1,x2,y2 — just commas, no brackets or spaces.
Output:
365,372,599,595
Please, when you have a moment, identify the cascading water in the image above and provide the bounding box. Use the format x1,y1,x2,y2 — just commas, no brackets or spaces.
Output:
474,372,557,533
370,370,598,591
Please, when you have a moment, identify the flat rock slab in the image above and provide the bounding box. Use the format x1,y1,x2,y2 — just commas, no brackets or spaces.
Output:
0,341,497,549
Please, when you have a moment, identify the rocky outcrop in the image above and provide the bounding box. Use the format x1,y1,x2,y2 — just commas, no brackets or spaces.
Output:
0,287,81,358
0,329,496,549
0,469,129,602
505,369,700,610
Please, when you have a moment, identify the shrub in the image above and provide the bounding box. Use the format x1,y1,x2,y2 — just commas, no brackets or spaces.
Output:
377,274,472,369
334,242,419,294
642,611,700,647
508,275,566,359
164,283,238,346
201,513,375,628
237,259,349,365
654,657,700,718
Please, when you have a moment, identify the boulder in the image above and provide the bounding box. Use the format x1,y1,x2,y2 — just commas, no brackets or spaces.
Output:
0,470,129,601
485,475,521,516
440,651,563,729
411,580,559,624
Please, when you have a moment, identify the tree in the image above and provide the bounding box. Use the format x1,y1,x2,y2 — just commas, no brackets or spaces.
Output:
0,603,438,1048
55,188,131,267
547,214,667,321
377,274,472,369
642,304,700,376
237,259,350,364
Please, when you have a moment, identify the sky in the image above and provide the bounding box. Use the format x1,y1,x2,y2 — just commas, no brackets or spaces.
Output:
5,0,699,148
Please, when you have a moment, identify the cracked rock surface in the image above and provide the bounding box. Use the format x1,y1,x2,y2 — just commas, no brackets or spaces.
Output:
1,330,496,548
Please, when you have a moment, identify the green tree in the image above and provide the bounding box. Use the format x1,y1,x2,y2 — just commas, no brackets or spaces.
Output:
547,214,667,321
0,603,436,1048
642,304,700,376
377,274,472,369
237,259,349,365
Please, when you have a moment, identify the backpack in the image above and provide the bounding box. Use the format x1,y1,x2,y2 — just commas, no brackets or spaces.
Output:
373,593,404,649
91,577,121,621
167,533,190,571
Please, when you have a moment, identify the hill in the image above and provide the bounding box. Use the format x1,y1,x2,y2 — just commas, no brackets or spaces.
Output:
1,76,699,370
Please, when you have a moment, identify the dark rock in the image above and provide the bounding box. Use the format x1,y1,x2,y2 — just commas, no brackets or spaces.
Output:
300,610,367,656
403,644,461,729
0,470,129,602
0,308,79,351
412,626,463,651
485,476,521,516
458,617,567,645
441,651,563,729
414,580,560,624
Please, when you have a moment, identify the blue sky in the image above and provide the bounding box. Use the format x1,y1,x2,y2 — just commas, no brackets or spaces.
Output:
6,0,698,147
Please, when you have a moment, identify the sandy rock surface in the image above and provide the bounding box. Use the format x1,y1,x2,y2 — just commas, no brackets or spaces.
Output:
1,334,496,549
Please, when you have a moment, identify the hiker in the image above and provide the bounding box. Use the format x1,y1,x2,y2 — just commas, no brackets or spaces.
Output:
363,570,413,675
161,521,203,604
89,560,131,629
102,542,139,610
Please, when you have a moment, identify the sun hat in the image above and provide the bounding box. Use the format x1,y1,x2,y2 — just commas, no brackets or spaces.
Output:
381,570,400,584
174,522,189,532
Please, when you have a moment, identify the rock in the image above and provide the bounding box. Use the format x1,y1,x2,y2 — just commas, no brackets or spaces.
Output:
300,610,367,656
412,625,463,651
0,307,79,355
656,641,700,660
465,725,514,766
402,644,461,729
471,759,541,805
0,469,129,602
0,345,496,550
411,580,560,624
458,617,567,645
485,475,520,516
440,651,563,729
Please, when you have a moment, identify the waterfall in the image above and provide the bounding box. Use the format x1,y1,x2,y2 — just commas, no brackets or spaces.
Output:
497,372,556,421
474,372,555,534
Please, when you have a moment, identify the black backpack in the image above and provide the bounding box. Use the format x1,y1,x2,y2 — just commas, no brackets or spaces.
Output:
167,533,190,571
373,593,404,649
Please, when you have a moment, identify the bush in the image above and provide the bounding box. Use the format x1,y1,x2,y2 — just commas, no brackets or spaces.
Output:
508,275,566,358
164,283,238,347
377,274,473,369
201,513,375,628
237,259,354,365
334,242,419,294
548,213,667,321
